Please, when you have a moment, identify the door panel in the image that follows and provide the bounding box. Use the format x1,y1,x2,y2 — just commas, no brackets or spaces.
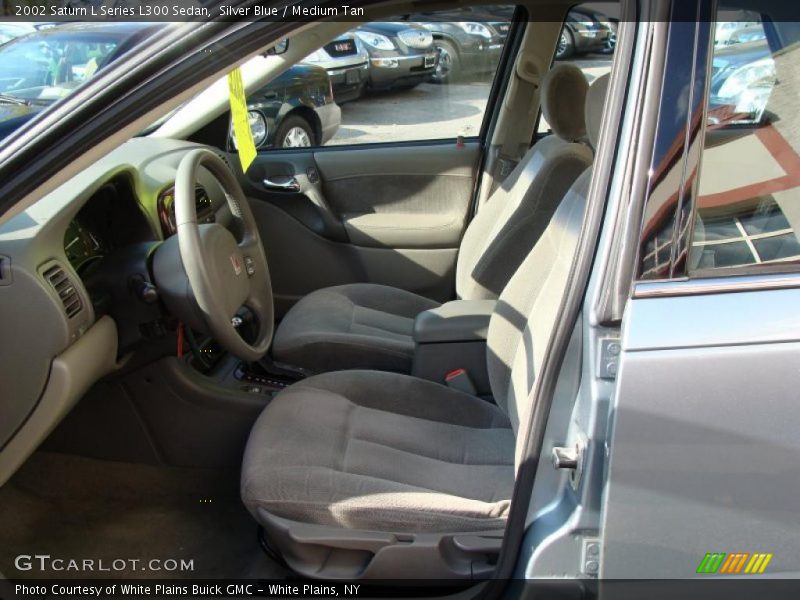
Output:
243,141,480,315
316,143,479,248
602,287,800,578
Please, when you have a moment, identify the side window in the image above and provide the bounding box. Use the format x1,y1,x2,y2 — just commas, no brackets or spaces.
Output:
537,2,617,135
690,13,800,273
251,7,514,150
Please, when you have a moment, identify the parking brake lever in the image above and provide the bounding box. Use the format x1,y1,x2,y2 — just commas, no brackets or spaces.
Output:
263,175,301,193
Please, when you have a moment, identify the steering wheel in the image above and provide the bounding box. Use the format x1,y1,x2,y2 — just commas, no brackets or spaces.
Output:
174,149,274,361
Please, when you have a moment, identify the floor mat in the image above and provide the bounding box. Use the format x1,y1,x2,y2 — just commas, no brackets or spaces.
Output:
0,452,286,579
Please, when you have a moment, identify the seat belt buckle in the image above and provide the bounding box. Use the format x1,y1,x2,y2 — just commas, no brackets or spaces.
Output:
445,368,477,395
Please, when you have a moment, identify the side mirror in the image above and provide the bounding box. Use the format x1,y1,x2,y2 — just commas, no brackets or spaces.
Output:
267,39,289,56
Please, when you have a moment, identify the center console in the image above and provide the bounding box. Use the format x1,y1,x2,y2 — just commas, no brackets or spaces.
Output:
411,299,496,395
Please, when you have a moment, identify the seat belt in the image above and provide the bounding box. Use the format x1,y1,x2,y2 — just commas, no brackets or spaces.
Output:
496,56,541,181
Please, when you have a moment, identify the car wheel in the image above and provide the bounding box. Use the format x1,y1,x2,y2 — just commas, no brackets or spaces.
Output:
601,27,617,54
431,40,459,84
555,29,575,60
275,116,315,148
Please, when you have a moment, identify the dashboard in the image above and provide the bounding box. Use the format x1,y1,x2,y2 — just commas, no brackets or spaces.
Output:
0,137,235,484
63,175,154,274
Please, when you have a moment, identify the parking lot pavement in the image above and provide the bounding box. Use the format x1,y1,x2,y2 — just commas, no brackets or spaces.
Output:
327,57,613,146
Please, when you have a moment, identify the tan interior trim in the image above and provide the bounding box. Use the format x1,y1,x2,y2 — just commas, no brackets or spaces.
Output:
0,316,119,486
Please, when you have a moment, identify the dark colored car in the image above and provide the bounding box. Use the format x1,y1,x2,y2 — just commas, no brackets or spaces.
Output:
354,22,438,90
302,33,370,104
556,7,613,60
242,63,340,149
0,22,163,139
0,23,340,149
410,11,509,84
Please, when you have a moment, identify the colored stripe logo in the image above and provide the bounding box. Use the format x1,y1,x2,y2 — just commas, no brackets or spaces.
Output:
697,552,773,574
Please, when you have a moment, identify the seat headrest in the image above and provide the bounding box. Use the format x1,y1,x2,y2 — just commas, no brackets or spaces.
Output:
540,64,589,143
585,73,610,150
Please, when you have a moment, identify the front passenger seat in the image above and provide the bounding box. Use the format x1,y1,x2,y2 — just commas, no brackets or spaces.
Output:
272,64,595,374
241,166,599,579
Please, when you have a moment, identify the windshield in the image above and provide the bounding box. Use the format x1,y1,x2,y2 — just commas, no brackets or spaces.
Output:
0,30,123,104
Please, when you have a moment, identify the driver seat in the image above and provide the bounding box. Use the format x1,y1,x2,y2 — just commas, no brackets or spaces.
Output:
271,64,595,374
241,88,603,575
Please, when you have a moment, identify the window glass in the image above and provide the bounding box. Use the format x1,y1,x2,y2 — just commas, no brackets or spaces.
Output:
537,2,617,134
691,13,800,273
251,7,513,149
0,30,122,103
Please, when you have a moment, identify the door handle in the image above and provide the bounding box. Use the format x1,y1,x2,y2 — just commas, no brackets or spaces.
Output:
263,175,301,193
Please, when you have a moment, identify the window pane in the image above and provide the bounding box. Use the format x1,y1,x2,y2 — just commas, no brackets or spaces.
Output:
692,11,800,275
254,7,513,150
739,198,791,235
537,2,617,135
705,241,758,268
753,233,800,262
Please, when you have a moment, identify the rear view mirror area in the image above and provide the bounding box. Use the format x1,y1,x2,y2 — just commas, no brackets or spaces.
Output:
267,38,289,55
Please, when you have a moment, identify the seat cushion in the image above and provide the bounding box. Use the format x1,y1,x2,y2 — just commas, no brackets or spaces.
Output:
241,370,515,533
271,284,440,373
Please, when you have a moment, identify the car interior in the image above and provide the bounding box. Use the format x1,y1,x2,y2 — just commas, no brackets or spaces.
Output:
0,0,618,584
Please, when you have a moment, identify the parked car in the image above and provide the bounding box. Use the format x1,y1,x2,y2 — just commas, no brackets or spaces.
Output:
355,22,437,90
410,10,509,83
240,63,341,149
0,22,162,140
556,7,613,59
302,33,370,104
707,38,774,126
0,23,340,149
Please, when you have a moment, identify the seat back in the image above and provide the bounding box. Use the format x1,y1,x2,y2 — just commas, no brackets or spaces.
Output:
455,64,594,301
486,73,609,461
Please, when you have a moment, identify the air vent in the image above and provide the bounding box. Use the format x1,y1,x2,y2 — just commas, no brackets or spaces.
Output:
43,264,83,319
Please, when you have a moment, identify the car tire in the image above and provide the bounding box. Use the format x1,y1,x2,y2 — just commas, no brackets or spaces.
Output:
431,39,460,84
600,25,617,54
275,115,315,148
555,29,575,60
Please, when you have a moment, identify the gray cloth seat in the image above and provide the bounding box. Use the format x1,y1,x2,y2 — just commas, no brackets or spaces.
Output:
241,370,515,533
269,283,439,373
271,64,595,374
